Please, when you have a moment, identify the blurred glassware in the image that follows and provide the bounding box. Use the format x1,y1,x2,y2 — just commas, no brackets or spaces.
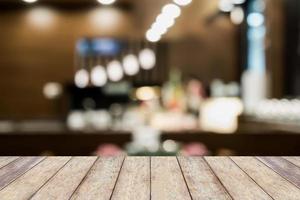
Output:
186,79,205,114
109,103,124,129
252,99,300,123
86,110,112,130
67,111,86,131
162,69,186,111
122,108,146,130
126,126,161,155
210,79,240,97
67,110,112,131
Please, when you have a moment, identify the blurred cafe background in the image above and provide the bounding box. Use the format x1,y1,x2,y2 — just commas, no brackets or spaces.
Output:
0,0,299,156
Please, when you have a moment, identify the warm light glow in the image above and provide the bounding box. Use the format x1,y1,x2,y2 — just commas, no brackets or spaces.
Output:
173,0,192,6
145,2,183,42
136,87,159,101
232,0,246,4
155,13,175,29
89,8,123,32
139,48,156,70
96,0,116,5
200,98,243,133
146,30,161,43
22,0,38,3
162,4,181,19
43,82,62,99
107,60,124,82
146,13,176,42
219,0,234,12
27,8,55,29
91,65,107,87
122,54,140,76
247,12,264,27
75,69,89,88
230,7,244,25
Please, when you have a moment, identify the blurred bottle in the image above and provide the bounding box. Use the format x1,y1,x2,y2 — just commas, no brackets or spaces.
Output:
162,69,186,111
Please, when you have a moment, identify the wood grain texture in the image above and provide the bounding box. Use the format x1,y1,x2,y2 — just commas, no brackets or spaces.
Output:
111,157,150,200
151,157,191,200
283,157,300,167
258,157,300,188
0,156,298,200
0,157,71,200
0,157,19,168
231,157,300,199
205,157,272,200
178,157,232,200
71,156,124,200
0,157,45,190
31,157,97,200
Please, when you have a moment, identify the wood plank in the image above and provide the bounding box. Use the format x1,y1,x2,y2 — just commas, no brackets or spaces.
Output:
0,157,71,200
258,157,300,188
205,157,272,200
283,157,300,167
111,157,150,200
0,157,45,190
0,157,19,168
178,157,232,200
151,157,191,200
31,157,97,200
231,157,300,199
71,156,124,200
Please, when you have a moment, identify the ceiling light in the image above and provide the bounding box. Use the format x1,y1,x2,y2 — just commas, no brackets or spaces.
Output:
230,7,244,25
151,22,168,35
75,69,89,88
97,0,116,5
122,54,140,76
139,48,156,70
146,30,161,43
232,0,246,4
173,0,192,6
162,4,181,19
43,82,62,99
247,12,264,27
22,0,38,3
219,0,234,12
91,65,107,87
156,13,175,28
107,60,124,82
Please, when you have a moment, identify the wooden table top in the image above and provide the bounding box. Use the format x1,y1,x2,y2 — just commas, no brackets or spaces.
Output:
0,157,299,199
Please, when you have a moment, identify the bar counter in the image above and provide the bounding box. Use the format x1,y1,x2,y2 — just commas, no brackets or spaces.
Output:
0,156,299,199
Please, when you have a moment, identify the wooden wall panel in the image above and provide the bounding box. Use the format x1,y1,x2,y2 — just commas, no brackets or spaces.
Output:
0,1,239,119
